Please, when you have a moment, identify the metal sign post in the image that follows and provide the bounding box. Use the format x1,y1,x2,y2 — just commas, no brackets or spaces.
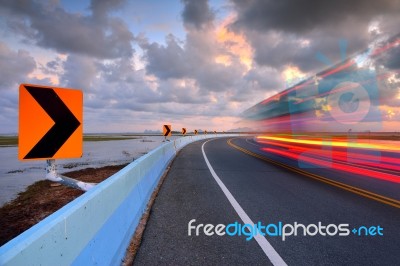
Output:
46,159,95,191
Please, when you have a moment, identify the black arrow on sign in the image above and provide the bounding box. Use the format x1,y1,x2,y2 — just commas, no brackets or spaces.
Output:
182,128,186,135
24,86,81,159
164,125,171,136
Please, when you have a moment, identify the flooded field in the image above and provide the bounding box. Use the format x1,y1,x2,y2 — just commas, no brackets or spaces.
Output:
0,135,178,206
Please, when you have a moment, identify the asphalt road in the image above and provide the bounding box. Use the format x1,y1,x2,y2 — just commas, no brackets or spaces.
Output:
133,137,400,265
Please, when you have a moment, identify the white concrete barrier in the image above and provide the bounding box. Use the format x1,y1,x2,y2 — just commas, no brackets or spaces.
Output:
0,134,239,265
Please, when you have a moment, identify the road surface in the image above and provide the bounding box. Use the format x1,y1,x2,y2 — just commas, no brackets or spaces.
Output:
133,137,400,265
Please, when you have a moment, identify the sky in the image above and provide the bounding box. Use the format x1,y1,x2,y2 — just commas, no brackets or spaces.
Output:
0,0,399,133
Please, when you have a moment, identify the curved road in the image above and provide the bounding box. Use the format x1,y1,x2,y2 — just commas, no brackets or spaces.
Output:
134,137,400,265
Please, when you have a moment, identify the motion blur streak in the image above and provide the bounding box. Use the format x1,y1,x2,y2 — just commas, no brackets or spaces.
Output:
256,136,400,183
241,33,400,192
257,136,400,152
242,34,400,133
256,139,400,172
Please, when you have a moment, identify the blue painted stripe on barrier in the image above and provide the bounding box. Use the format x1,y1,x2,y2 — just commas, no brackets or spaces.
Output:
0,144,165,264
73,177,144,265
0,135,240,265
73,144,180,265
73,141,181,265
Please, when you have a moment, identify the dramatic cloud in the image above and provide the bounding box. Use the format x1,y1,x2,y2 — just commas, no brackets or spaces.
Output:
244,67,282,90
231,0,400,34
60,55,97,90
0,42,36,88
377,72,400,108
244,26,370,72
0,0,398,133
141,34,190,80
141,7,274,104
141,24,251,94
229,0,400,75
181,0,214,30
90,0,125,20
376,39,400,69
0,0,134,59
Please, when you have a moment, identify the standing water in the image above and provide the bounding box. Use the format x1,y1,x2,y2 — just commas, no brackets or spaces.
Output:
0,136,177,206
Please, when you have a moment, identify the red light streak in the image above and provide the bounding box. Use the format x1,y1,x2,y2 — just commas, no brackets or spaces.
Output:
262,146,400,183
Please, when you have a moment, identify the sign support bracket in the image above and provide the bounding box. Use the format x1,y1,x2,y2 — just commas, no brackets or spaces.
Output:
46,159,96,191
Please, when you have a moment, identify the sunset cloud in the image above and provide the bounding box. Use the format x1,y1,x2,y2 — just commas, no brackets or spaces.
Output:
0,0,399,133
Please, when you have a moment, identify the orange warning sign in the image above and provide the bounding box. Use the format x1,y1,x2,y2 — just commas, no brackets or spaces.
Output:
163,125,172,137
19,84,83,160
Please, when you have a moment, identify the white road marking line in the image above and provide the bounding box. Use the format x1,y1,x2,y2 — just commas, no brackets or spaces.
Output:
202,139,287,266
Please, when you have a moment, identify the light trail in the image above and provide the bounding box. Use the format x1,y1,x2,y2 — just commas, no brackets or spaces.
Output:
262,147,400,183
255,135,400,184
257,136,400,152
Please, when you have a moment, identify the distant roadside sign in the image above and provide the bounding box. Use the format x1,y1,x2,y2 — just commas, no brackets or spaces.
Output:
204,130,208,134
19,84,82,160
163,125,172,137
194,129,198,135
182,128,187,135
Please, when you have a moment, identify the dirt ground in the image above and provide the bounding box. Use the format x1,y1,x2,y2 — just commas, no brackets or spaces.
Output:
0,164,127,246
